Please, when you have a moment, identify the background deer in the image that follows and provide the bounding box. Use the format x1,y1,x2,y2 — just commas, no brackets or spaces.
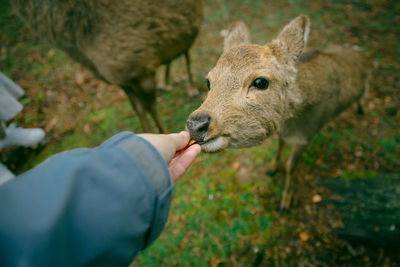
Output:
187,15,369,209
12,0,205,133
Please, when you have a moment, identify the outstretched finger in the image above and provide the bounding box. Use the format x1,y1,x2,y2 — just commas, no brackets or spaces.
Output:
169,144,201,183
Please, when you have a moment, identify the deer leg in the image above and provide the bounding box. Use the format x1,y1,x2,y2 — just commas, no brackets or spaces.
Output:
184,51,194,86
357,101,364,115
165,63,171,86
280,143,307,211
184,51,199,97
139,75,167,134
267,137,285,176
122,86,152,133
147,92,167,133
357,72,370,115
158,64,171,92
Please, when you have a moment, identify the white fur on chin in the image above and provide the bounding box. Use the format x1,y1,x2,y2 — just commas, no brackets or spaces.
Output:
201,136,229,152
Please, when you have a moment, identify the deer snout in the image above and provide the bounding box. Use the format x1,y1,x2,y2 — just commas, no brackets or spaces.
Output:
186,112,211,142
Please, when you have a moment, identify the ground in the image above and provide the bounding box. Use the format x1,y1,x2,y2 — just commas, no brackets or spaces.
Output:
1,0,399,266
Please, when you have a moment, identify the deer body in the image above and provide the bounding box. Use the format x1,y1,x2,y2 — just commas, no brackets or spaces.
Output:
12,0,205,132
187,16,368,209
280,46,366,145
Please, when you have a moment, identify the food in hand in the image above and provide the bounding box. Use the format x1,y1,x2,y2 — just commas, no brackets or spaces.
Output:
188,140,197,146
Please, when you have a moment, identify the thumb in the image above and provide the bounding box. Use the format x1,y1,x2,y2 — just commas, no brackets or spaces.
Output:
168,131,190,152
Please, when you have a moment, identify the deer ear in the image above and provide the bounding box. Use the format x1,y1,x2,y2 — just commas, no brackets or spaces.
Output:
223,21,251,52
273,15,310,59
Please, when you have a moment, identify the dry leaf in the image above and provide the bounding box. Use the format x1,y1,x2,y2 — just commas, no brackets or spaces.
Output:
312,194,322,203
299,232,310,242
75,72,87,85
83,123,91,133
231,162,240,169
45,117,58,132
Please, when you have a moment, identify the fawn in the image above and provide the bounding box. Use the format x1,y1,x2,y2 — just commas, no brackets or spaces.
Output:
186,15,368,209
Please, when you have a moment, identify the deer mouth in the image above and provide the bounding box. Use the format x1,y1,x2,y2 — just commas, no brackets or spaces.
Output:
197,135,230,153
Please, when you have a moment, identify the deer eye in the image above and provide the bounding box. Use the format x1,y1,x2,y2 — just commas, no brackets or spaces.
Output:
206,79,210,90
252,78,269,90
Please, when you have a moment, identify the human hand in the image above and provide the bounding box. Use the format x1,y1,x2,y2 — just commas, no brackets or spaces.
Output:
138,131,201,183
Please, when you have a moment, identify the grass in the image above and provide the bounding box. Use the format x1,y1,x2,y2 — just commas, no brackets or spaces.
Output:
137,166,273,266
1,0,399,265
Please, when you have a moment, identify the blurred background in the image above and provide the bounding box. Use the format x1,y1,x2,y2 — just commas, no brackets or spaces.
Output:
1,0,399,265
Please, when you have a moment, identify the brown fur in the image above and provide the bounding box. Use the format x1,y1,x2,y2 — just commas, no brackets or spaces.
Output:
12,0,205,133
187,15,368,209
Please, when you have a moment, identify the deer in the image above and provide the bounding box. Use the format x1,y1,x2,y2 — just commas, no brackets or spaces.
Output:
11,0,205,133
186,15,369,210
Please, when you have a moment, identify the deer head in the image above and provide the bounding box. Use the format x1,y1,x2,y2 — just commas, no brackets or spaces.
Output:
187,15,310,152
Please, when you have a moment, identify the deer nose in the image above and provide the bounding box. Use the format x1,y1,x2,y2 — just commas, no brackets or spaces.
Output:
186,113,211,142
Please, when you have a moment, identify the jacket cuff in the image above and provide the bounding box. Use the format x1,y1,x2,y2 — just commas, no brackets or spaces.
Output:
101,132,174,248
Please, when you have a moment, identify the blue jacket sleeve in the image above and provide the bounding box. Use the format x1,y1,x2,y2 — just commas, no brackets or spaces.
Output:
0,132,174,267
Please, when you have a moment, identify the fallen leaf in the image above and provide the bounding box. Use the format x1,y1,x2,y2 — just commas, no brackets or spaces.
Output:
230,162,240,169
83,123,91,133
220,210,228,217
45,117,58,132
75,71,88,85
312,194,322,203
299,232,310,242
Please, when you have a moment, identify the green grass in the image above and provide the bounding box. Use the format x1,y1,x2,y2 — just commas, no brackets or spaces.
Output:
137,168,272,266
